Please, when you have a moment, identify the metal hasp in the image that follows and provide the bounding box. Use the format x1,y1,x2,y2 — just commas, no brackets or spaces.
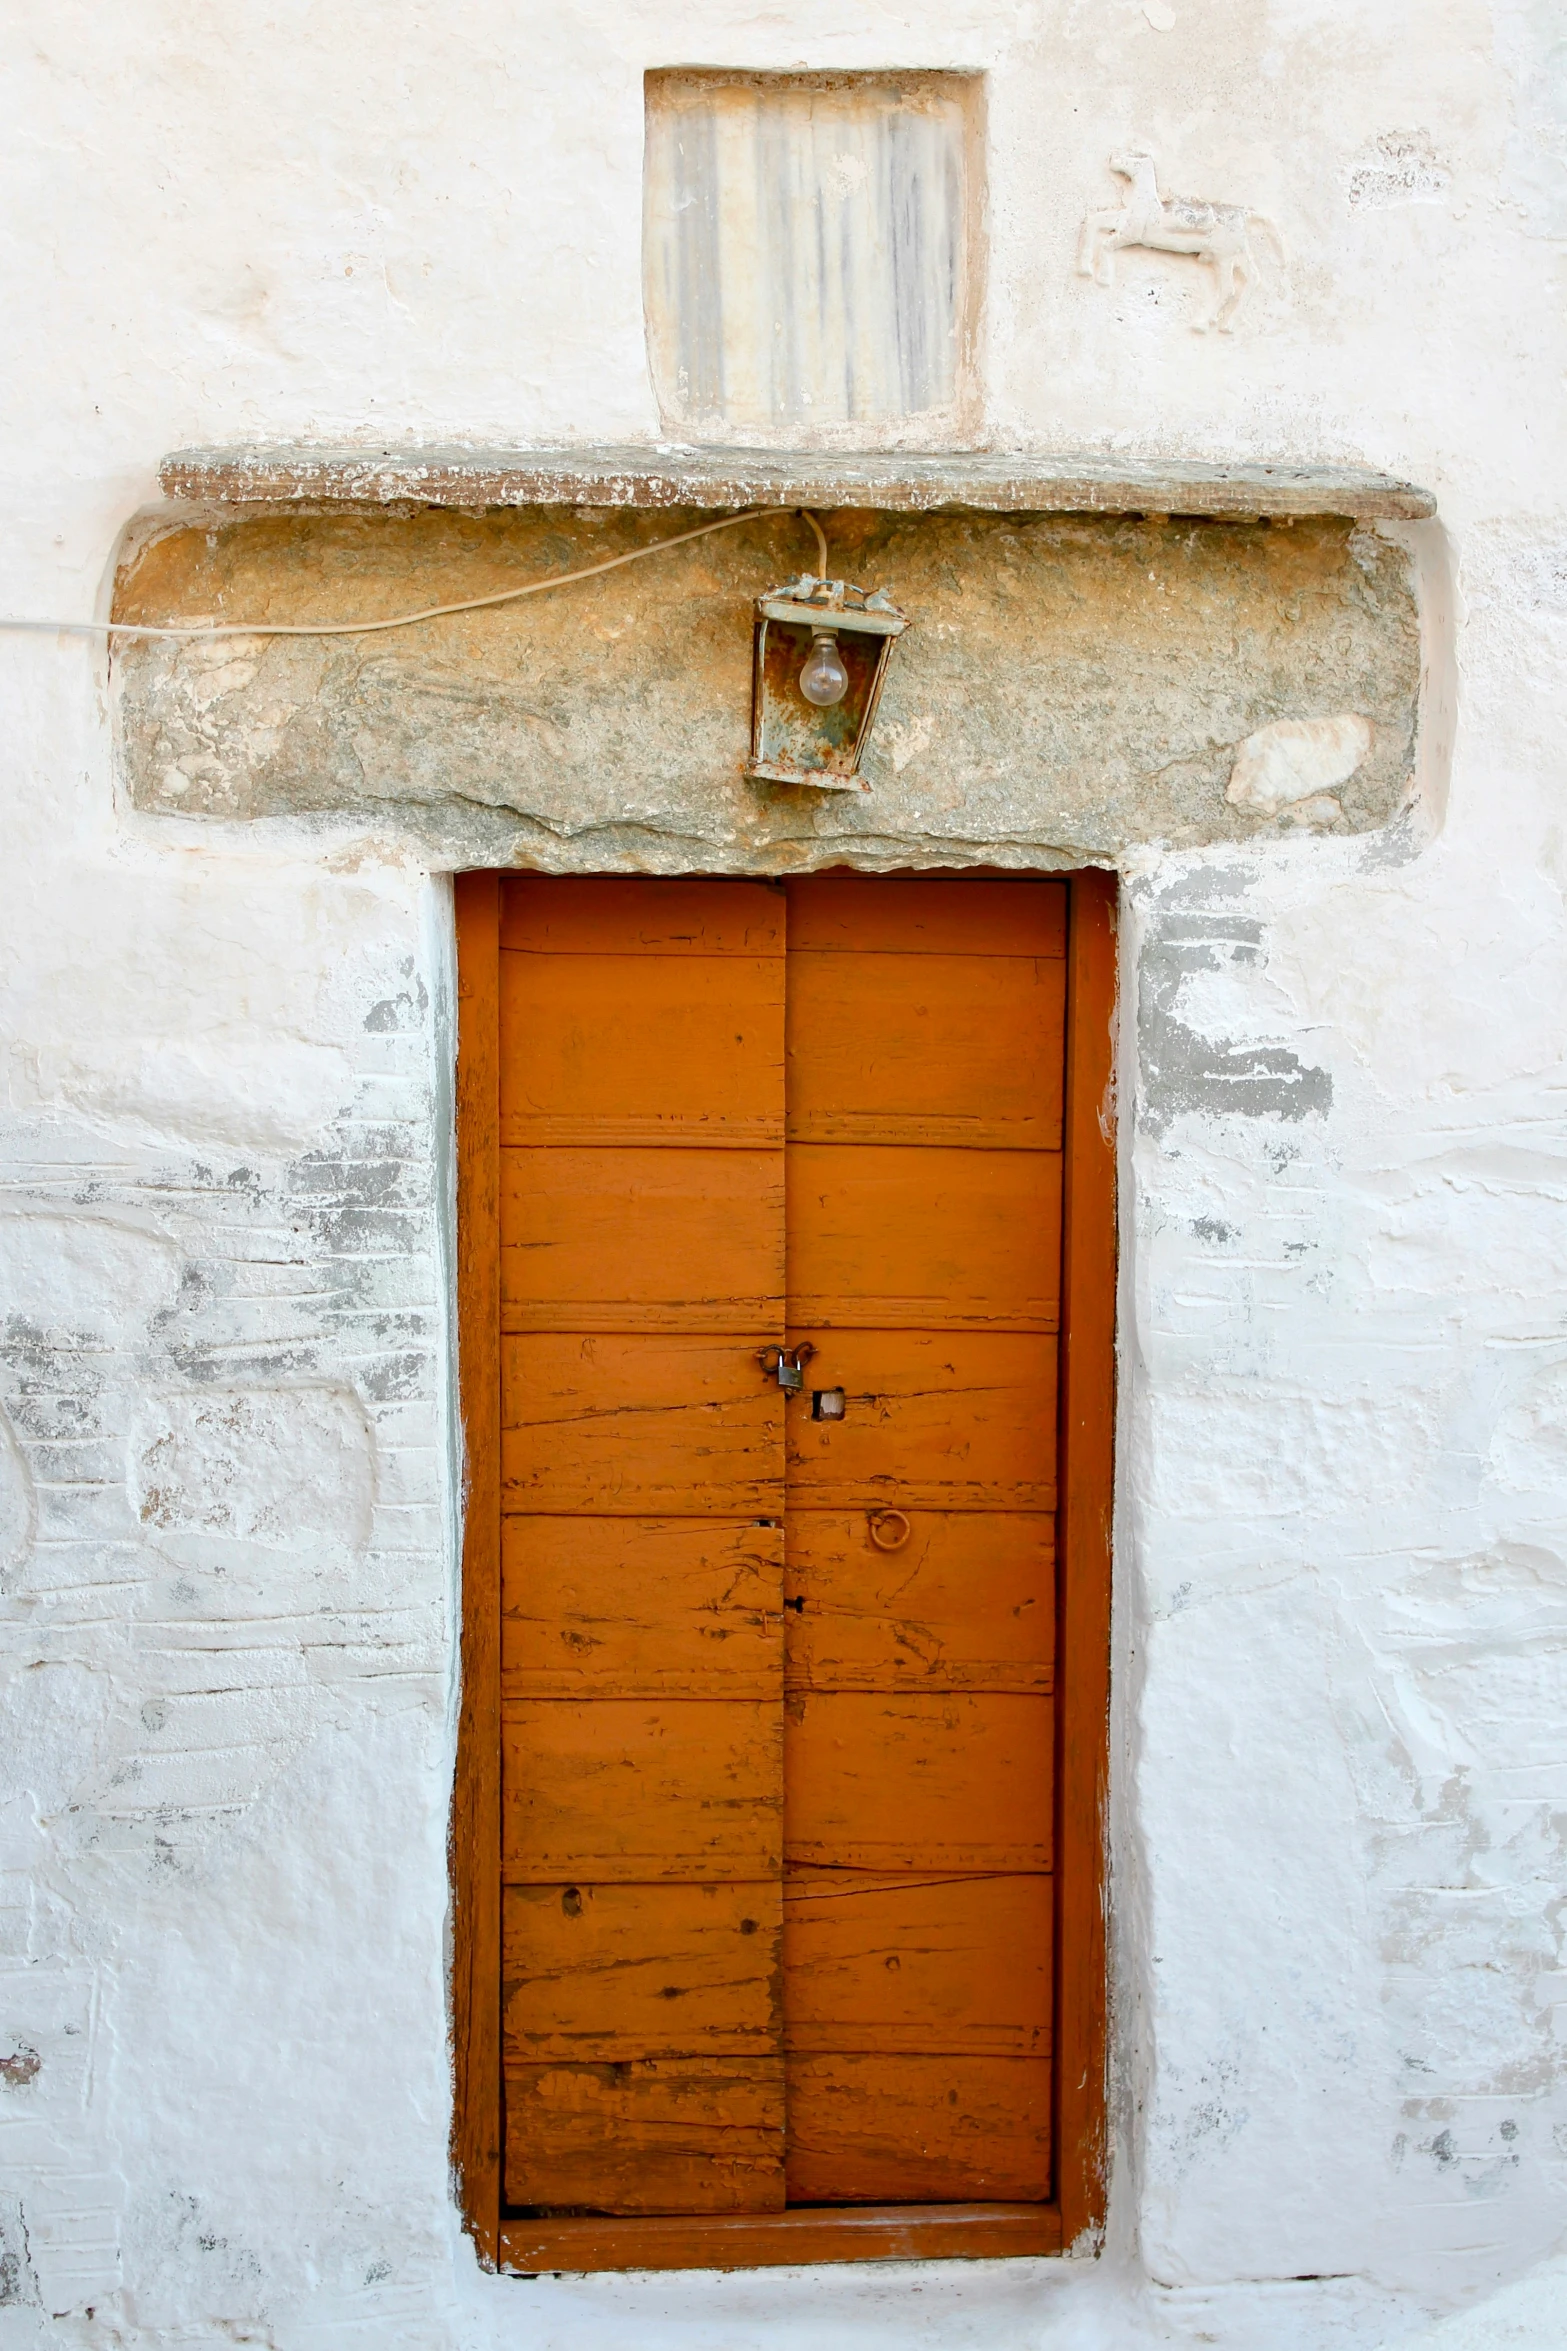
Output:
747,573,909,793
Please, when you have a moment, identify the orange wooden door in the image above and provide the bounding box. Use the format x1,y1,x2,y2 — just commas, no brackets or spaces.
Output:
499,878,788,2215
497,873,1065,2219
782,878,1062,2203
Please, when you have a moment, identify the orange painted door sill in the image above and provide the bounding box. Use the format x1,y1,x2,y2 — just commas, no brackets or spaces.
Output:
500,2199,1065,2274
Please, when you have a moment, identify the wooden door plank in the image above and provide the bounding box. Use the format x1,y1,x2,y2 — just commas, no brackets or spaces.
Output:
504,1881,782,2060
504,1699,783,1881
786,953,1065,1149
1055,870,1118,2249
783,1871,1052,2055
785,2055,1052,2203
502,1146,784,1332
506,2056,785,2215
784,1332,1056,1512
499,2201,1064,2272
503,1517,782,1700
785,1511,1053,1693
778,876,1067,2227
502,876,785,957
787,877,1067,957
500,952,784,1148
502,1335,783,1515
785,1692,1054,1871
786,1144,1061,1330
494,875,791,2226
451,870,503,2262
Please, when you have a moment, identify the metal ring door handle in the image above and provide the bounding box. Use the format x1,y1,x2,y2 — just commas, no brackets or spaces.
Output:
867,1508,912,1552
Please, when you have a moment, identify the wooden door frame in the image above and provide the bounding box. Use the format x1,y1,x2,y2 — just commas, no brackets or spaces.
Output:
449,866,1117,2274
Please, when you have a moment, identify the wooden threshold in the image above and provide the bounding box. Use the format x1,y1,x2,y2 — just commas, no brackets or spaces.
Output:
499,2200,1064,2274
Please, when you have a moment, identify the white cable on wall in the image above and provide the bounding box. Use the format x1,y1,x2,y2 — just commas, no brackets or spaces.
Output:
0,505,826,644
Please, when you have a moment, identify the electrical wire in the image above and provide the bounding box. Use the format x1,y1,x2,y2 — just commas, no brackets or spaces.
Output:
0,503,830,646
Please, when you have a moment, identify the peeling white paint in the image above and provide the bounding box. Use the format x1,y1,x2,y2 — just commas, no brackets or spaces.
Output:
1,1,1565,2346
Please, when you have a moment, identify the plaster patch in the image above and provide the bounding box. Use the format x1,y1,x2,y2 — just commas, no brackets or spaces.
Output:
129,1386,374,1550
1383,2251,1567,2347
1499,5,1567,238
0,1213,179,1342
1347,133,1453,211
1486,1361,1567,1496
89,1683,327,1821
0,1408,34,1578
1227,713,1372,819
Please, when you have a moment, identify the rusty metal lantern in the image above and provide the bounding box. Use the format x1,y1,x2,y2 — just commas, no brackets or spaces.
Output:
746,572,909,793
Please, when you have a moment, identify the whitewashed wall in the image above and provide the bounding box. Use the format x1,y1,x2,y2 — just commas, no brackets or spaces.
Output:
2,4,1566,2346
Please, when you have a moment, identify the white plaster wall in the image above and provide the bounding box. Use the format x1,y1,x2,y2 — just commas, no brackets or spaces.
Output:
1,3,1565,2345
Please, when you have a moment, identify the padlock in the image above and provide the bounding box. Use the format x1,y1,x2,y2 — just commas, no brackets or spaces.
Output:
758,1341,816,1391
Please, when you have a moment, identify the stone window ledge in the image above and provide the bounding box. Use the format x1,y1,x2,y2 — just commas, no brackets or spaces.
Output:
158,444,1436,523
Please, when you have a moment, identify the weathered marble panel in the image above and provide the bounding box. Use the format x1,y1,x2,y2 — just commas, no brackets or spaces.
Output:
112,505,1421,870
643,74,980,442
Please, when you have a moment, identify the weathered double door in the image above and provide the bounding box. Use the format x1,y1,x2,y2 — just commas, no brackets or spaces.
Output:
498,874,1064,2219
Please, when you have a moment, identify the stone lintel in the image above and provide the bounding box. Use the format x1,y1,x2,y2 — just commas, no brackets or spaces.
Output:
158,444,1437,523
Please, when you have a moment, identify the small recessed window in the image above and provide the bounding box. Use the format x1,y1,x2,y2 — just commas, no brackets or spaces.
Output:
643,71,983,445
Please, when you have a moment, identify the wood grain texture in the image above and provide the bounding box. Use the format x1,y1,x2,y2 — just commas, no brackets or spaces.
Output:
787,877,1067,958
502,876,785,957
455,868,1109,2258
451,871,503,2262
787,953,1065,1150
784,1511,1054,1693
504,1881,782,2059
502,1517,782,1700
786,1144,1060,1330
504,1699,783,1881
785,2055,1052,2203
1054,870,1118,2249
499,951,784,1148
501,1146,783,1332
785,1692,1054,1871
495,878,791,2225
499,2200,1063,2273
502,1335,783,1515
784,1331,1056,1512
505,2057,785,2214
783,1870,1052,2055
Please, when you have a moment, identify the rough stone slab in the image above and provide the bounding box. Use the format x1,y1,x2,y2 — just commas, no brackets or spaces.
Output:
158,444,1437,523
112,506,1422,868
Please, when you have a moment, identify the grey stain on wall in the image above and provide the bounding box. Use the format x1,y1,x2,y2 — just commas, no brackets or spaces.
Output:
1139,908,1332,1137
0,2198,37,2309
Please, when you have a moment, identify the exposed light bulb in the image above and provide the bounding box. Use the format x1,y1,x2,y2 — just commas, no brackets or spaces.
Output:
799,629,849,707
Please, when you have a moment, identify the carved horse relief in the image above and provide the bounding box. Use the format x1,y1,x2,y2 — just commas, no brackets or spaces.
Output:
1078,152,1282,331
